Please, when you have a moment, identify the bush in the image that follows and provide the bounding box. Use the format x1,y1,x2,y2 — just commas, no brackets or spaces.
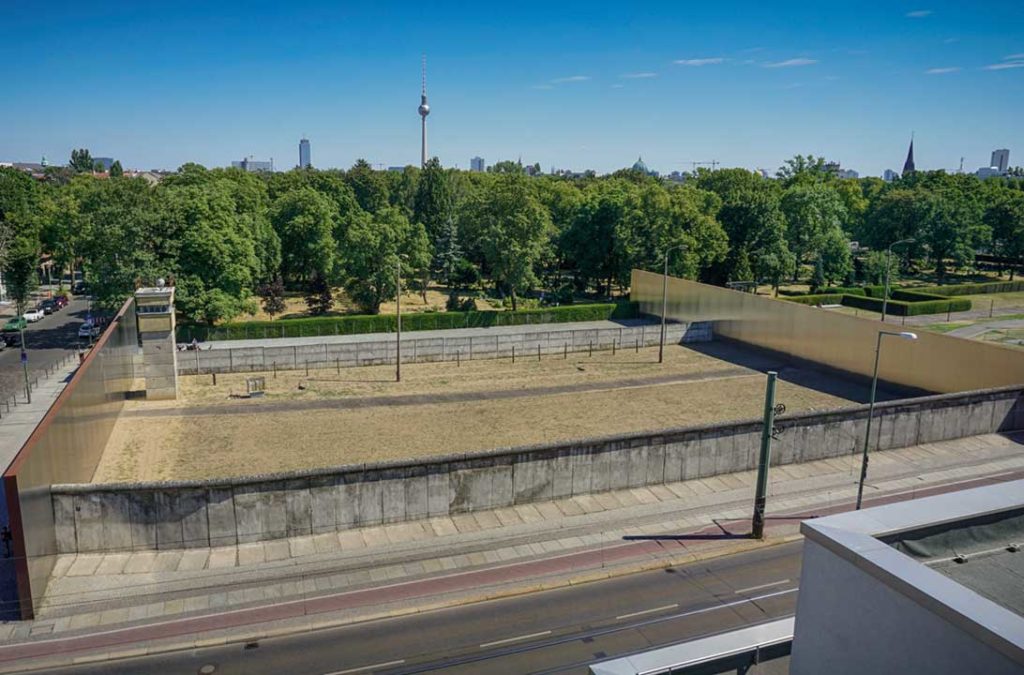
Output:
179,301,640,341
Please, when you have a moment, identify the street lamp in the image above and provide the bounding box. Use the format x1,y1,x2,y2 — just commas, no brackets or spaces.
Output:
855,330,917,509
395,257,403,383
881,238,914,322
659,244,687,364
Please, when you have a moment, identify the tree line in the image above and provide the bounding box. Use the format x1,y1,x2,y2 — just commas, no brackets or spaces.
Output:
1,152,1022,324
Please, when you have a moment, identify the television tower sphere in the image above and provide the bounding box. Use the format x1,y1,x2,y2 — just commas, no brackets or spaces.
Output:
419,100,430,117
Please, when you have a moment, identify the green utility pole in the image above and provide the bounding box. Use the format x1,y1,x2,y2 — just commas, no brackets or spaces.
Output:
752,371,778,539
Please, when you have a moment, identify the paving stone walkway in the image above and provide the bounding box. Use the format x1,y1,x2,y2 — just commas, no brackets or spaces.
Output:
13,431,1020,644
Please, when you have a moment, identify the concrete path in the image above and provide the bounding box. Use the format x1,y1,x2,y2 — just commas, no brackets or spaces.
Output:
947,318,1024,339
199,319,662,350
12,431,1021,654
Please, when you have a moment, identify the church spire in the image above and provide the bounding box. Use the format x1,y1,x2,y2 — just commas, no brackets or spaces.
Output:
902,133,915,175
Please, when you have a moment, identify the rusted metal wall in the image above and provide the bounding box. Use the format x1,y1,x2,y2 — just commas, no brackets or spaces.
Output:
2,297,137,619
631,269,1024,394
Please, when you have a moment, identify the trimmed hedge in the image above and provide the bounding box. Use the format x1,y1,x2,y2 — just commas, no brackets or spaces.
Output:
779,286,866,297
179,301,640,342
840,293,971,317
784,294,846,306
918,280,1024,297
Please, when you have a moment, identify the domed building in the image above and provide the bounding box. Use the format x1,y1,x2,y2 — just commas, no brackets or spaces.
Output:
630,156,657,177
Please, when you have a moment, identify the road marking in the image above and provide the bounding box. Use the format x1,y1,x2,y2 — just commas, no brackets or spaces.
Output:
324,659,405,674
480,630,552,649
734,579,790,595
615,603,679,621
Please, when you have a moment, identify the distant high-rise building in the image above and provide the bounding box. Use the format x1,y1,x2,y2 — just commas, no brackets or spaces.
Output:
884,169,899,182
991,149,1010,174
837,169,860,179
902,136,915,174
470,156,485,172
232,157,274,173
299,138,311,169
93,157,115,171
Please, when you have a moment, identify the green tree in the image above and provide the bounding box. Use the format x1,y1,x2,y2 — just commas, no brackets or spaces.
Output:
465,174,552,310
984,190,1024,279
269,188,336,283
69,148,94,173
862,250,899,286
109,160,124,178
776,154,830,186
163,183,260,324
342,207,430,314
346,159,389,213
413,158,453,246
819,227,853,285
780,183,847,280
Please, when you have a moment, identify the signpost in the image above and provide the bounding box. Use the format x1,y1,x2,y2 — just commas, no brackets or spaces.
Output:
751,371,778,539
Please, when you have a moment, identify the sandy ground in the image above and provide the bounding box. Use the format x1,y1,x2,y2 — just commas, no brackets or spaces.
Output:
93,345,859,483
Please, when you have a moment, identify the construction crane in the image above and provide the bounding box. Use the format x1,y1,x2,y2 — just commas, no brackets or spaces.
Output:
686,160,720,172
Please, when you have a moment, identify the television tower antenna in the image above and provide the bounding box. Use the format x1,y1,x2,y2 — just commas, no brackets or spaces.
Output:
418,55,431,168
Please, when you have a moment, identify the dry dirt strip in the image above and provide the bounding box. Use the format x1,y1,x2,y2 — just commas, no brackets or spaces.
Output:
122,366,759,419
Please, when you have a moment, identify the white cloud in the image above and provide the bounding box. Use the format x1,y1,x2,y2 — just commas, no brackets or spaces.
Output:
906,9,932,18
673,57,725,66
610,84,625,89
926,67,961,74
1005,53,1024,60
943,37,960,44
983,61,1024,70
532,84,554,90
621,72,657,79
551,75,590,83
763,58,818,68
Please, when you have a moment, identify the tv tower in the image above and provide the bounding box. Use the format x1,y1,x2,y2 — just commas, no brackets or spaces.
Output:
418,55,430,168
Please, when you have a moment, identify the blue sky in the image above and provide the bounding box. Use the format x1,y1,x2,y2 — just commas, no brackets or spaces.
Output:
1,1,1022,176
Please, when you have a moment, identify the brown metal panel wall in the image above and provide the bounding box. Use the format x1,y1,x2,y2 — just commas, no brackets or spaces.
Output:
631,269,1024,394
2,297,137,619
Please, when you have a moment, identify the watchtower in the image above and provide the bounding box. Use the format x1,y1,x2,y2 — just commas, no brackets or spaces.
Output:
134,282,178,400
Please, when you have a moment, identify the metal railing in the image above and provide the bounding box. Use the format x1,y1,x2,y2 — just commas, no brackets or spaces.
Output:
0,350,80,420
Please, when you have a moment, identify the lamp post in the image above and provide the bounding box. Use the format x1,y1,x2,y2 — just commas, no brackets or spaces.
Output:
856,330,917,509
881,238,914,323
395,258,402,383
659,244,686,364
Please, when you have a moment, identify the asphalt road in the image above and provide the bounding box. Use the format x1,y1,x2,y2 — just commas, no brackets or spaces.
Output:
41,541,802,675
0,296,90,403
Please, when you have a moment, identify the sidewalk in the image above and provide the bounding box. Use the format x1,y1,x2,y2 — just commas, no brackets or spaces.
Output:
0,354,79,469
10,431,1021,651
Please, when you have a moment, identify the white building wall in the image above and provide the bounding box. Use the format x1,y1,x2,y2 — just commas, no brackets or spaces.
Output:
790,539,1021,675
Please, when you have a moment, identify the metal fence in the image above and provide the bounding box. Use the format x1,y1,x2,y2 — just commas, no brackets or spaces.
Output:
178,322,711,375
0,350,80,421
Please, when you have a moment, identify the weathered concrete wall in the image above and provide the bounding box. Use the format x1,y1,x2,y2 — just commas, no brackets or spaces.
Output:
50,386,1024,554
178,322,711,375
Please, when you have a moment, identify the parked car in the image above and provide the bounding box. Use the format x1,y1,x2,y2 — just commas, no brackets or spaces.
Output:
78,322,100,340
53,295,69,309
72,281,87,295
23,308,45,322
39,299,58,315
3,317,27,332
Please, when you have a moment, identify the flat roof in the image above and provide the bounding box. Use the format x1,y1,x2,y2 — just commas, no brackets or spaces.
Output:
801,479,1024,666
883,508,1024,617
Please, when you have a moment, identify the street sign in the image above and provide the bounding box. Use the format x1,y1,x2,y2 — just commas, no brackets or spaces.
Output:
20,351,27,365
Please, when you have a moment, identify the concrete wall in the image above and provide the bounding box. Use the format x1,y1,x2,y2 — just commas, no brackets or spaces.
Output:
50,386,1024,554
632,269,1024,394
3,298,139,619
791,538,1022,674
177,322,711,375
